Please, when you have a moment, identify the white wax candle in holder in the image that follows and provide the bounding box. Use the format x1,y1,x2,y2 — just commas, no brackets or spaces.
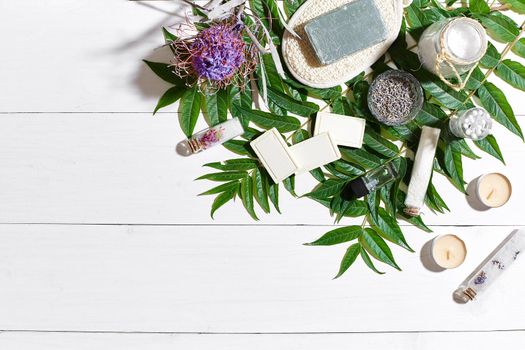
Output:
431,234,467,269
476,173,512,208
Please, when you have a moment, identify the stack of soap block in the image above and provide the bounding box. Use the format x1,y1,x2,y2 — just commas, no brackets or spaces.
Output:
250,113,366,183
304,0,388,65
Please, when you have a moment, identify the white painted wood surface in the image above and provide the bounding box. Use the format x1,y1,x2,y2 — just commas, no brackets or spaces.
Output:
0,0,524,348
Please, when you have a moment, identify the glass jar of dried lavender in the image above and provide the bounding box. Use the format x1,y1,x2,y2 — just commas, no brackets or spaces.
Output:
367,70,424,126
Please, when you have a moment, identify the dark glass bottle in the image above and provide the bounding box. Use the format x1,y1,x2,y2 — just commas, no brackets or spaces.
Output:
342,162,398,199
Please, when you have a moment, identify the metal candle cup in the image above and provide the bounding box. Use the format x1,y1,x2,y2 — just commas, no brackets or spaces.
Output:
475,173,512,208
431,234,467,269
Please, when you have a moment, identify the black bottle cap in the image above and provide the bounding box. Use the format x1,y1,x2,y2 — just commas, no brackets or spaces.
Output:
342,178,370,200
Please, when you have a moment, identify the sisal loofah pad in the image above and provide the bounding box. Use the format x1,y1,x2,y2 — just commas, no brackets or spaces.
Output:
282,0,404,88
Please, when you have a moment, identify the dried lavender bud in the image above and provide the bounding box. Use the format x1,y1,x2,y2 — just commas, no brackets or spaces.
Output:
367,70,423,126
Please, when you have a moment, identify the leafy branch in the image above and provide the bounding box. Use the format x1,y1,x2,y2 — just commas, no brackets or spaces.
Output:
145,0,525,278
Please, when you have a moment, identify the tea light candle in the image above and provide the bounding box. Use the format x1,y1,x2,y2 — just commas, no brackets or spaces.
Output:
432,235,467,269
476,173,512,208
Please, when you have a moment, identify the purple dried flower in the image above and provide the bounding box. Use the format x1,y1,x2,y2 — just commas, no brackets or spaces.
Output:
474,271,487,285
199,127,224,148
169,18,257,92
191,24,246,81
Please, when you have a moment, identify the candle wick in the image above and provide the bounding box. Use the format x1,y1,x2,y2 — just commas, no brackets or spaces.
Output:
487,188,496,200
446,250,451,260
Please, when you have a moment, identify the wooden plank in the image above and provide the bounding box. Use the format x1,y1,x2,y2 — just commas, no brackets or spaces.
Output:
0,0,524,114
0,331,524,350
0,224,523,332
0,114,524,225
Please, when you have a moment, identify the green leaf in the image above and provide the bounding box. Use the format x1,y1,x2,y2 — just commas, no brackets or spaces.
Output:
341,148,383,169
363,129,399,158
367,191,380,222
153,86,186,115
477,82,523,139
360,247,385,274
253,168,271,213
369,207,413,252
329,160,365,177
211,189,237,219
334,243,361,279
268,182,281,213
360,228,401,270
305,226,362,246
283,175,296,196
179,87,202,137
469,0,490,14
465,67,486,91
474,135,506,164
284,0,306,17
330,198,369,219
512,38,525,59
249,0,269,29
476,13,519,42
495,59,525,91
204,159,258,171
454,139,480,160
267,88,319,117
199,181,240,196
426,181,450,213
261,54,286,93
143,60,184,85
197,171,247,182
443,142,465,192
223,140,254,156
500,0,525,13
419,76,470,110
239,107,301,133
203,89,228,126
240,175,258,220
284,78,342,101
261,0,284,36
229,85,253,121
415,102,448,127
162,27,177,42
306,179,347,199
480,42,502,69
291,129,310,144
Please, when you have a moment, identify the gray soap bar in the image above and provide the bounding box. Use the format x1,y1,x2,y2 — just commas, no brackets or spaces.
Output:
304,0,388,65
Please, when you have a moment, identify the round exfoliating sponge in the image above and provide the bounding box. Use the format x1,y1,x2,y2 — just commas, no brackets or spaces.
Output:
282,0,404,88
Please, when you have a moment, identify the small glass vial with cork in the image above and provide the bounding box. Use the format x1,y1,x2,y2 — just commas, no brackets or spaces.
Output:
177,118,244,156
418,18,487,87
454,230,524,303
342,162,398,199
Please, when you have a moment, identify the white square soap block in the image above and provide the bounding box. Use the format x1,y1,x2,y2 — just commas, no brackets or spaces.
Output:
290,132,341,173
314,112,366,148
250,128,298,184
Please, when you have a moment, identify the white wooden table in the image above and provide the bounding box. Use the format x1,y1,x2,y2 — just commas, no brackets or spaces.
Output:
1,1,524,348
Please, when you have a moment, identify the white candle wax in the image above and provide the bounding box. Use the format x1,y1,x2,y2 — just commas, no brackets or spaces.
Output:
432,234,467,269
476,173,512,208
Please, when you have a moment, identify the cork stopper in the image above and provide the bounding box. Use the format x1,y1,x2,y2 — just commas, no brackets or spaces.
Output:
463,288,477,301
404,207,420,217
187,138,203,154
